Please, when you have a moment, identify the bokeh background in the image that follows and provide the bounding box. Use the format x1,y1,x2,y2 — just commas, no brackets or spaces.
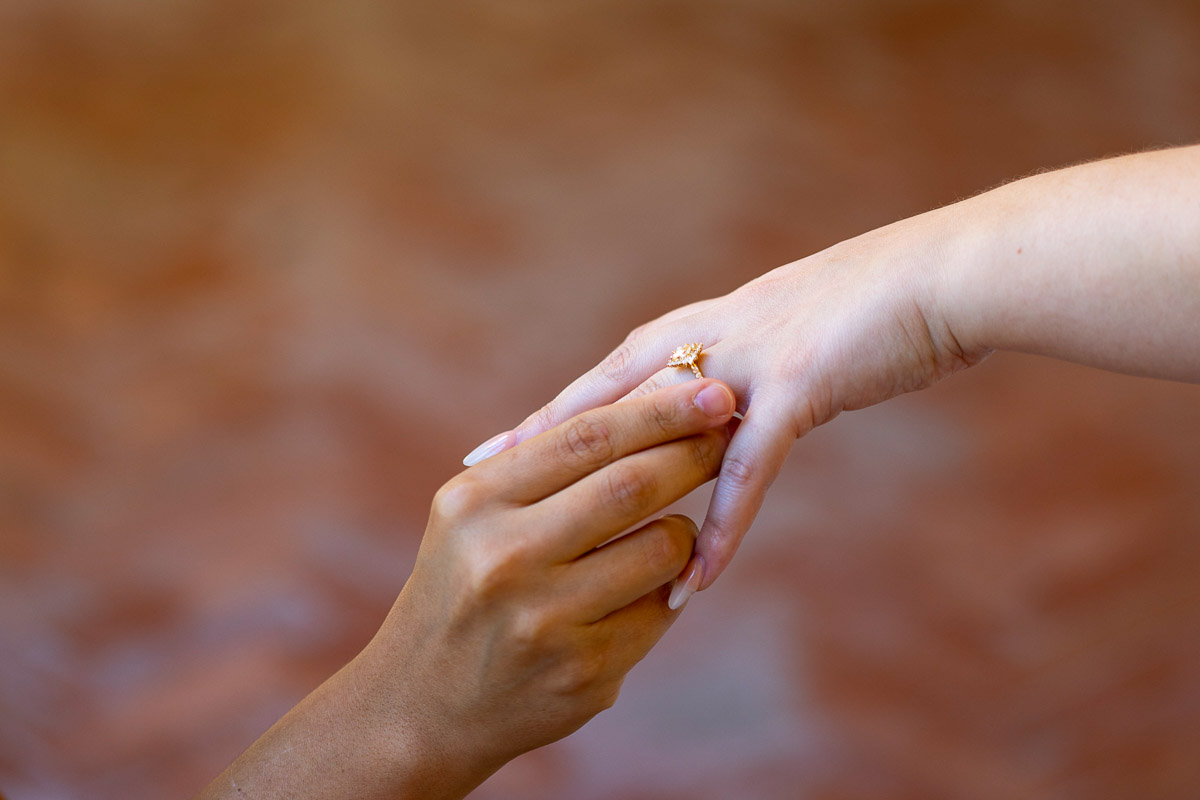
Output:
3,1,1200,798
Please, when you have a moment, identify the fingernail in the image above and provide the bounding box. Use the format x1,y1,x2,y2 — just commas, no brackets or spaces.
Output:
668,556,705,611
463,431,516,466
693,384,733,418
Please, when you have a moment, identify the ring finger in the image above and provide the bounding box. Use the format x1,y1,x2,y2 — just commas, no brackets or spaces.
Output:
619,343,753,415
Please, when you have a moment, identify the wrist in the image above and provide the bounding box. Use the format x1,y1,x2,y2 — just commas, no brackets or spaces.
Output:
925,190,1010,365
195,650,470,800
343,639,496,800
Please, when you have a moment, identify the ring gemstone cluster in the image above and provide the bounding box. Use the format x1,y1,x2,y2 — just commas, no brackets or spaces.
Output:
667,342,705,379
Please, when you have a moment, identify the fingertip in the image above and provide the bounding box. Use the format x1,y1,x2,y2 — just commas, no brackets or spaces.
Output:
654,515,699,579
694,520,734,591
660,513,700,539
692,380,736,420
463,430,518,466
668,553,705,610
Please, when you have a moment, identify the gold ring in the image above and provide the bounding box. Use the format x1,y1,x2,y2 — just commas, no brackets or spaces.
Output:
668,342,705,379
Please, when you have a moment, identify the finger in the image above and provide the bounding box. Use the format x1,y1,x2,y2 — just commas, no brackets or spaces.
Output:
616,344,751,414
588,581,682,679
694,394,797,590
617,367,693,403
474,379,735,504
513,306,721,443
512,339,665,444
535,427,727,561
463,430,518,467
646,297,719,327
559,514,697,622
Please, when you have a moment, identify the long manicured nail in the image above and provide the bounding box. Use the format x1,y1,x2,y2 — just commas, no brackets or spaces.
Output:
463,431,517,466
668,556,705,610
693,384,734,418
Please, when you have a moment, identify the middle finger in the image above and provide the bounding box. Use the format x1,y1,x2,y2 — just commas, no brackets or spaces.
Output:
474,380,735,504
533,427,729,563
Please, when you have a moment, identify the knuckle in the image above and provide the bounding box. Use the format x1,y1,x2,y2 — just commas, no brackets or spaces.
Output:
642,521,692,575
775,356,812,393
464,540,528,599
647,393,685,434
598,341,638,384
691,430,727,472
771,344,821,396
508,607,555,652
432,476,486,520
594,681,622,713
560,415,614,463
532,403,559,435
626,322,654,342
625,374,665,403
554,649,609,697
603,465,657,514
720,451,757,491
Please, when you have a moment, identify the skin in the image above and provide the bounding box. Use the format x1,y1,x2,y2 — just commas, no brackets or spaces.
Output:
199,145,1199,796
503,144,1200,593
196,379,738,800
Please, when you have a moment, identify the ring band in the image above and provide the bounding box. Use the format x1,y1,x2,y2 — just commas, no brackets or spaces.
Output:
668,342,705,379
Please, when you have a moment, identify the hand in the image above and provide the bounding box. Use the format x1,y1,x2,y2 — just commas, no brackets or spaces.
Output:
497,147,1200,591
497,208,984,591
199,379,737,800
368,378,735,794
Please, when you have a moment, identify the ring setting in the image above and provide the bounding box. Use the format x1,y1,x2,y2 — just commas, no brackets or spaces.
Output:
668,342,705,379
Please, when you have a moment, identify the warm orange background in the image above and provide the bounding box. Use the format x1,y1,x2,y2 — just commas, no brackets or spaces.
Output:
3,2,1200,798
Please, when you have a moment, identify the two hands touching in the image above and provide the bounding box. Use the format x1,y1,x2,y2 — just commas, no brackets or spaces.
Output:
200,379,738,800
471,144,1200,598
474,216,978,599
201,146,1200,798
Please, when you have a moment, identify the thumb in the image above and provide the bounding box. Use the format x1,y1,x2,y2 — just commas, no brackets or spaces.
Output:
694,396,796,590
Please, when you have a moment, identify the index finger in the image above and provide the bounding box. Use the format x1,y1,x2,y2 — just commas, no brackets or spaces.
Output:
474,379,736,504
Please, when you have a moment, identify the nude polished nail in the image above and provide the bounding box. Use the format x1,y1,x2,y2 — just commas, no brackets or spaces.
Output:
463,431,517,467
668,556,705,610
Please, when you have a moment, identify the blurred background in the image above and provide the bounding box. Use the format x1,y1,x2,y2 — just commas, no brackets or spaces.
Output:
2,0,1200,797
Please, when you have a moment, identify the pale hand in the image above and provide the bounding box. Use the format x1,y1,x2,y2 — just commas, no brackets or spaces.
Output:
499,205,982,591
477,146,1200,594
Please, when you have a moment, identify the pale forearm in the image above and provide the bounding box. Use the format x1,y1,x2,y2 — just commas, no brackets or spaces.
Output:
940,145,1200,382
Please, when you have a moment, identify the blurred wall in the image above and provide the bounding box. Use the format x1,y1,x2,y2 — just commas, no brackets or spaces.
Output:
2,1,1199,798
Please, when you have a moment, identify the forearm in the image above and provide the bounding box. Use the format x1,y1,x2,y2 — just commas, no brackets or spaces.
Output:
939,145,1200,382
194,648,486,800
